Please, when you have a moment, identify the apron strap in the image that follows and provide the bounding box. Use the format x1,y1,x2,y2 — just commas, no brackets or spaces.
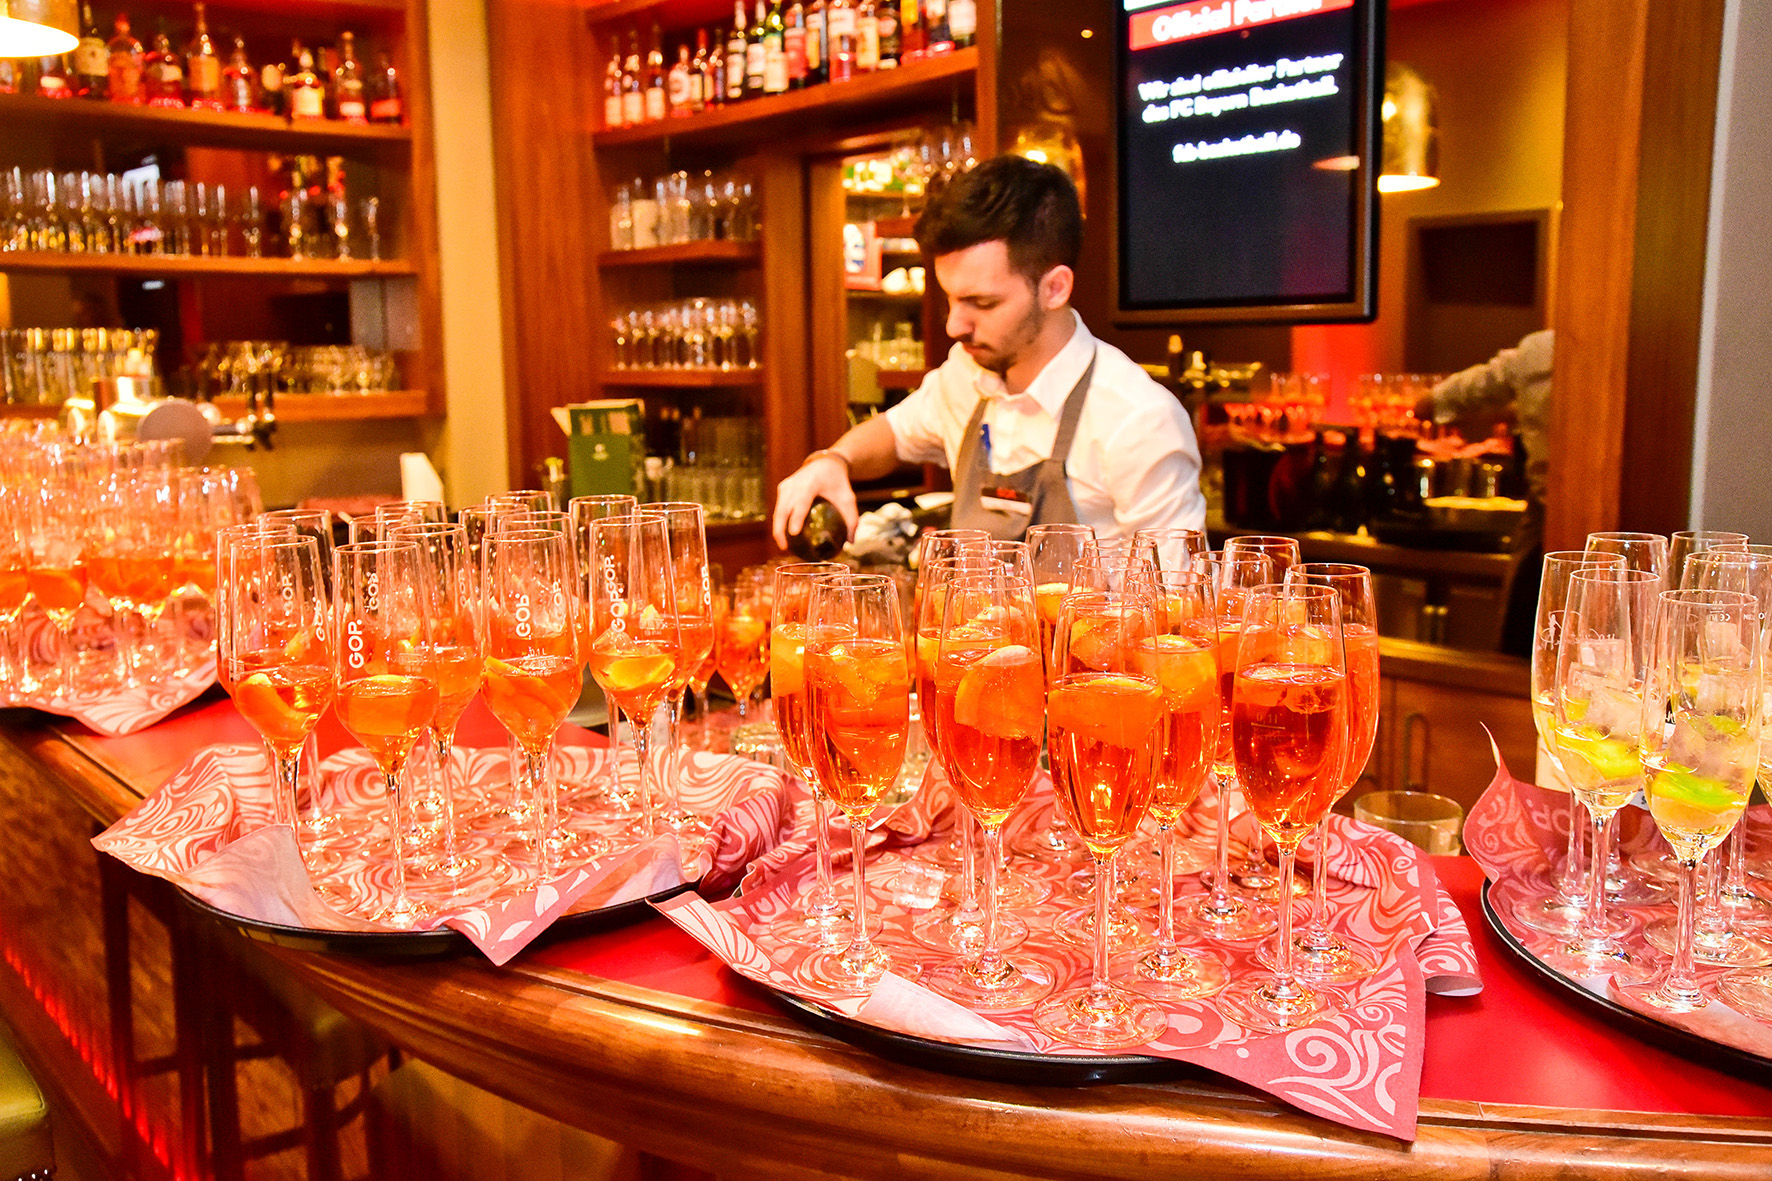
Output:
951,394,993,517
1042,349,1097,481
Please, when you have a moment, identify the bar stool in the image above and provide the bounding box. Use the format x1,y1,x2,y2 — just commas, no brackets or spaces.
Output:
0,1019,54,1180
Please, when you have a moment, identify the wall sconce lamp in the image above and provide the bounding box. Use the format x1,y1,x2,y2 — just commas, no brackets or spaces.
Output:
1379,62,1440,193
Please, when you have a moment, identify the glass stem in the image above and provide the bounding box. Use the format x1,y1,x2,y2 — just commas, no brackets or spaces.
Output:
1090,852,1113,1003
385,768,412,912
1210,770,1235,909
630,717,657,837
956,810,982,923
1270,842,1301,1002
809,786,837,910
1157,822,1176,953
1559,791,1585,904
846,819,873,962
1304,816,1331,945
692,686,710,747
662,696,685,824
272,749,301,832
1665,855,1703,1006
435,730,459,868
1696,847,1728,939
1725,818,1751,902
735,688,749,724
525,744,553,877
977,820,1004,979
1577,809,1615,950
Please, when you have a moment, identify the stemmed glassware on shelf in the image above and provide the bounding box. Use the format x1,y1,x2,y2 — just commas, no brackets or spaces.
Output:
1033,585,1168,1049
1616,589,1762,1012
331,540,441,928
796,574,913,995
1214,583,1351,1033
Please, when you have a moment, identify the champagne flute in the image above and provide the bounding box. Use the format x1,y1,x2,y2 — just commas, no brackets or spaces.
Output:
1618,589,1761,1012
1586,531,1670,584
1024,522,1093,862
258,507,340,840
488,489,554,515
1668,530,1748,587
1131,527,1209,575
762,560,850,947
1215,583,1350,1033
643,502,716,835
715,565,772,732
569,494,639,805
482,528,583,876
332,540,440,927
1222,535,1301,893
1127,569,1227,1001
1181,549,1279,941
1034,587,1168,1049
688,562,724,748
1514,551,1629,937
922,564,1053,1009
586,514,683,840
797,574,912,994
1543,565,1660,977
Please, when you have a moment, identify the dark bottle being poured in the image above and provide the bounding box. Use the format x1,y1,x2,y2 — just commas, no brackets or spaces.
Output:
787,499,848,562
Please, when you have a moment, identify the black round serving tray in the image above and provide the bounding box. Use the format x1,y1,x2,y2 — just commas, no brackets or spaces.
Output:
180,878,698,959
1478,881,1772,1082
767,988,1204,1086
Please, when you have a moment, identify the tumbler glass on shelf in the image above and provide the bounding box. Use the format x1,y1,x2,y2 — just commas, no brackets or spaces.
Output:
1214,583,1351,1034
796,575,913,995
332,540,441,928
1033,587,1168,1050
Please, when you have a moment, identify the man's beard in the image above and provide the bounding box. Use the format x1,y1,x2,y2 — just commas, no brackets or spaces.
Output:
960,302,1046,377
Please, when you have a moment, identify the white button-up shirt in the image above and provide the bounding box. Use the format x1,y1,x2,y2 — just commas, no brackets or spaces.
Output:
883,311,1207,543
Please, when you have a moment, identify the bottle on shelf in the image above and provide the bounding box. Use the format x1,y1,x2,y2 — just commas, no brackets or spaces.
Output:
221,36,256,112
689,29,710,112
643,22,666,122
72,3,108,100
368,50,403,123
603,35,623,129
950,0,975,48
899,0,923,62
805,0,826,85
762,1,787,94
667,42,693,117
744,1,766,97
35,55,71,98
184,2,222,109
723,10,746,102
785,1,808,89
287,44,325,120
621,28,644,127
876,0,899,68
708,27,728,107
106,14,145,105
332,31,367,121
143,25,186,109
855,0,878,73
924,0,953,54
827,0,856,82
260,44,286,115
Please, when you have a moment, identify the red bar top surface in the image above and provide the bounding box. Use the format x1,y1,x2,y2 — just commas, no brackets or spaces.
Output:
68,695,1772,1120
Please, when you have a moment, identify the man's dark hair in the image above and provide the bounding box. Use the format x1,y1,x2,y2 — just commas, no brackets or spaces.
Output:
914,155,1082,285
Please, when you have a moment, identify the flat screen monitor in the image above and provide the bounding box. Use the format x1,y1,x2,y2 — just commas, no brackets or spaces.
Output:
1114,0,1384,323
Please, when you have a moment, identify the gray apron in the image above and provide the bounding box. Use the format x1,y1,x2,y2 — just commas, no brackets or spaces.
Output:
950,351,1096,541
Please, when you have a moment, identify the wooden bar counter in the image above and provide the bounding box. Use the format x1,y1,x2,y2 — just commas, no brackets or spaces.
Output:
2,695,1770,1180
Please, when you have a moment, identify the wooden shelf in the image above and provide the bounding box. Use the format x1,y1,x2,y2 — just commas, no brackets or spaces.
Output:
0,404,61,419
0,92,411,153
597,240,761,267
0,252,416,279
212,390,430,421
600,368,763,388
875,368,927,391
847,289,925,303
591,48,978,150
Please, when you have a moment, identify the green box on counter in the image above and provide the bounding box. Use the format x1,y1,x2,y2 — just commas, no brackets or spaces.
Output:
561,399,646,500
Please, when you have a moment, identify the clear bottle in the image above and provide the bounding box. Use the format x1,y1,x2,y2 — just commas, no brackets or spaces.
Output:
744,1,766,97
222,36,256,112
143,26,185,108
762,0,787,94
368,50,403,123
855,0,878,73
620,28,643,127
667,43,693,117
287,45,325,119
332,31,367,121
106,14,144,105
72,2,108,99
805,0,826,84
826,0,855,82
643,22,666,122
184,2,222,108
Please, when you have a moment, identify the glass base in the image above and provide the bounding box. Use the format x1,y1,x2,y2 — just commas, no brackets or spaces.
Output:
760,883,853,949
942,867,1049,910
1613,973,1710,1014
1510,890,1630,939
1178,889,1277,941
1646,917,1772,968
365,895,436,930
1216,973,1337,1034
1605,865,1673,906
1123,945,1229,1002
1015,822,1084,865
909,907,1028,954
1054,903,1153,952
1230,855,1279,892
796,942,895,997
1718,887,1772,921
1540,935,1639,980
1033,984,1167,1051
1263,933,1380,986
923,955,1055,1012
1717,968,1772,1022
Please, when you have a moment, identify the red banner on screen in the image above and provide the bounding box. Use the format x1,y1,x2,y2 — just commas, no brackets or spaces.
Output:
1128,0,1355,52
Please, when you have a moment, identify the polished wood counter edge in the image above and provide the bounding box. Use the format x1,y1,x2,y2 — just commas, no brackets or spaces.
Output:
7,713,1771,1178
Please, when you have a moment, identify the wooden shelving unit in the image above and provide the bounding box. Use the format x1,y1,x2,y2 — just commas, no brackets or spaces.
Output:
599,368,763,388
0,92,411,153
0,251,417,278
0,405,61,420
597,240,761,267
875,368,927,392
214,390,430,421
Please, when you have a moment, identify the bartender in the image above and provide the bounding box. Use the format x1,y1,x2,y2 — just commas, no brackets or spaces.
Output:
772,154,1206,548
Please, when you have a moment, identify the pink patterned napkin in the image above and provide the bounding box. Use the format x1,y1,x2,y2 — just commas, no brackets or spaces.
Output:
658,772,1481,1140
1466,753,1772,1057
94,743,794,965
0,663,216,737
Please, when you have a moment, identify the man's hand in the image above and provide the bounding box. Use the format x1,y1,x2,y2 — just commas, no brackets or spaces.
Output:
772,454,859,550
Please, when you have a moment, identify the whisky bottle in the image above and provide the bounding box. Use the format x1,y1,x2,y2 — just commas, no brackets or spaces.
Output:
143,26,185,108
724,8,746,101
222,36,256,112
744,1,766,97
855,0,878,73
924,0,952,54
643,22,666,121
106,14,144,105
287,44,325,119
332,31,366,120
185,2,222,108
369,50,402,122
667,43,693,116
704,29,725,107
36,56,70,98
72,2,108,99
899,0,923,61
762,0,787,94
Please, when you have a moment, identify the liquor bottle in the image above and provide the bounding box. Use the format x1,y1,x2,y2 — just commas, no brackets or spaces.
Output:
762,1,787,94
260,46,286,116
949,0,975,48
724,9,746,102
706,29,727,107
620,29,643,127
106,14,144,105
924,0,953,54
787,500,849,562
667,43,692,117
855,0,878,73
369,50,402,122
784,2,807,89
603,35,623,128
287,45,325,119
332,31,367,121
805,0,825,84
826,0,855,82
744,1,766,97
222,36,256,112
0,60,17,95
875,0,899,68
899,0,923,61
143,26,185,108
72,3,108,99
689,29,710,111
184,2,222,108
643,23,666,121
36,55,71,98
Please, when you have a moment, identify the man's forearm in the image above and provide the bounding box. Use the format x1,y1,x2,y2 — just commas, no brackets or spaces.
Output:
824,413,903,482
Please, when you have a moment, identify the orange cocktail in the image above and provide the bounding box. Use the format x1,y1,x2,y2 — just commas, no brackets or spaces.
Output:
232,660,336,755
806,637,911,815
931,640,1044,826
1230,663,1347,847
716,608,769,707
485,653,582,752
1143,633,1218,824
771,621,815,776
336,673,440,771
1046,671,1164,858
